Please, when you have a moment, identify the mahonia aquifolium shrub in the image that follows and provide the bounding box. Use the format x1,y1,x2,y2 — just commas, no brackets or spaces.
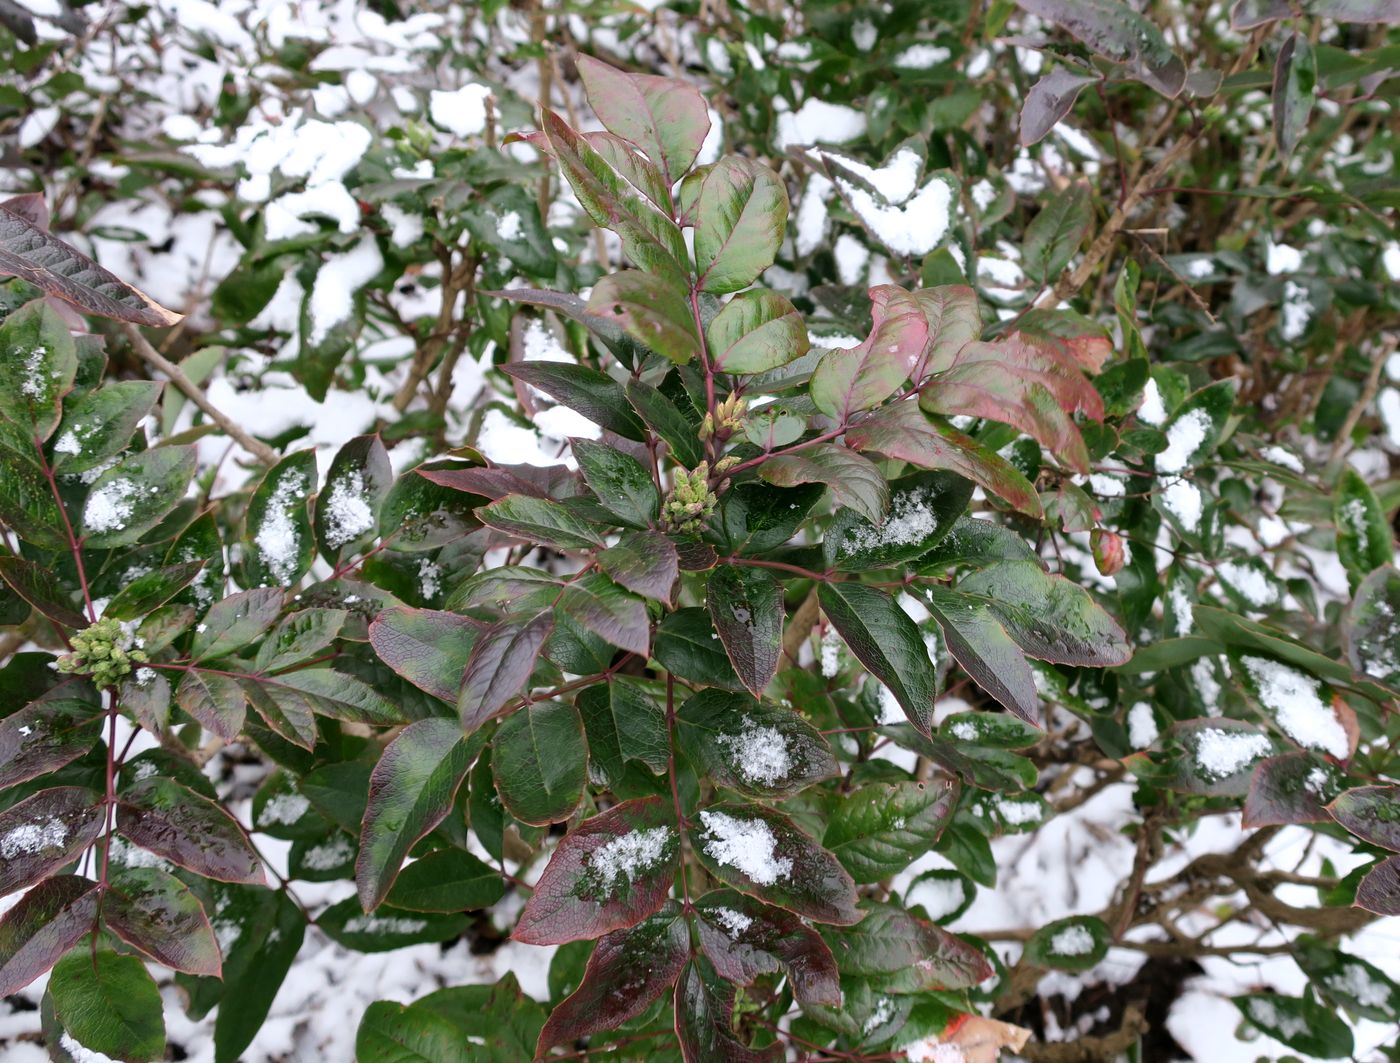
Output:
0,0,1399,1059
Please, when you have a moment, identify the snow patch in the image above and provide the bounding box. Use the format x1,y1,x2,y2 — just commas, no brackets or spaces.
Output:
698,810,791,886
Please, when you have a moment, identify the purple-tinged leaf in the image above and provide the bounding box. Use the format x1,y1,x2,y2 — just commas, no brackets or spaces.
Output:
1303,0,1400,24
911,285,981,377
0,786,104,895
1355,856,1400,916
192,587,284,661
1243,752,1340,828
690,801,861,924
0,679,103,790
708,289,809,375
514,797,678,945
357,718,482,912
117,777,266,885
105,866,222,977
492,699,587,826
820,581,939,734
176,667,246,740
1014,0,1187,97
810,285,929,421
695,156,790,295
829,901,992,991
1273,34,1317,160
1230,0,1291,27
0,874,100,997
416,463,547,500
576,55,710,185
0,555,90,628
1327,786,1400,852
536,906,689,1057
241,678,317,749
598,529,680,604
558,573,652,656
928,586,1040,726
706,565,783,697
758,444,888,524
458,611,554,731
677,690,836,798
1344,566,1400,691
587,269,701,365
847,402,1042,517
0,203,183,326
1021,68,1101,146
694,890,841,1006
369,607,483,703
675,957,783,1063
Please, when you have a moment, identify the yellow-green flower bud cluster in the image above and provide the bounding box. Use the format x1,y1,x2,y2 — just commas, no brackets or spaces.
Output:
662,463,718,534
54,616,148,688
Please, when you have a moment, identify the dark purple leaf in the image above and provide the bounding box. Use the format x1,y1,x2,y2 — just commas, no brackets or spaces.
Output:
369,607,483,703
117,777,266,885
175,667,247,740
598,529,680,604
1242,752,1339,828
105,866,222,977
1021,68,1101,146
707,565,783,697
1355,856,1400,916
1327,786,1400,851
458,611,555,731
1014,0,1187,96
693,890,841,1006
0,786,104,894
0,679,103,790
0,875,100,997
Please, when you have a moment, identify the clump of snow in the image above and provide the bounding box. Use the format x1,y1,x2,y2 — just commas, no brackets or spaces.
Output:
1326,964,1391,1009
20,347,51,398
1240,656,1348,759
1137,377,1169,425
343,914,429,935
906,876,966,922
820,627,843,678
1128,702,1159,748
1193,727,1271,779
322,469,374,548
710,906,753,936
824,146,923,204
949,720,978,742
254,470,310,585
698,810,792,886
1184,257,1214,279
795,174,833,257
0,817,68,858
1049,923,1096,956
521,318,571,362
1260,445,1304,473
838,174,953,257
587,826,672,894
307,236,383,346
775,99,867,150
843,486,941,554
495,210,522,242
1168,579,1194,635
54,430,83,456
997,797,1043,827
1265,241,1302,275
1217,561,1278,608
1162,478,1203,533
1157,408,1212,474
1280,280,1312,341
1088,473,1125,497
417,558,441,599
833,233,870,285
894,43,951,68
851,19,877,51
302,835,354,871
428,83,492,138
903,1037,964,1063
718,724,793,787
260,792,310,826
60,1032,117,1063
84,478,139,533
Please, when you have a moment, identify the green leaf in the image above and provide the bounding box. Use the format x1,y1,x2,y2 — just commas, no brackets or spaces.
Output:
1334,468,1392,592
270,668,407,726
690,801,860,924
355,999,476,1063
80,444,197,548
826,470,973,570
1014,0,1186,96
925,587,1041,725
478,493,607,552
576,55,710,185
102,559,206,622
536,908,689,1058
192,587,283,660
558,573,651,656
1345,565,1400,690
1327,785,1400,851
694,157,788,295
105,866,221,977
464,184,557,278
1273,33,1316,158
386,848,506,913
624,377,705,468
493,699,587,825
587,270,700,365
0,556,89,628
175,667,246,740
573,438,659,528
653,607,746,690
823,779,960,883
207,885,305,1063
1293,937,1400,1021
514,797,678,944
598,529,680,603
252,607,346,672
758,444,888,525
1234,993,1354,1058
830,901,992,991
542,109,689,286
718,480,824,555
500,362,647,442
380,463,484,552
315,434,391,563
0,299,77,441
957,560,1132,666
677,689,836,798
243,449,316,588
357,718,482,911
51,379,162,474
319,897,471,952
819,581,938,733
458,612,554,731
576,678,669,785
1022,183,1093,286
847,402,1042,517
706,564,783,697
0,437,67,549
0,679,103,790
49,947,165,1063
369,607,481,704
675,956,783,1063
810,286,929,420
708,289,809,374
1154,380,1234,476
1024,916,1110,971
